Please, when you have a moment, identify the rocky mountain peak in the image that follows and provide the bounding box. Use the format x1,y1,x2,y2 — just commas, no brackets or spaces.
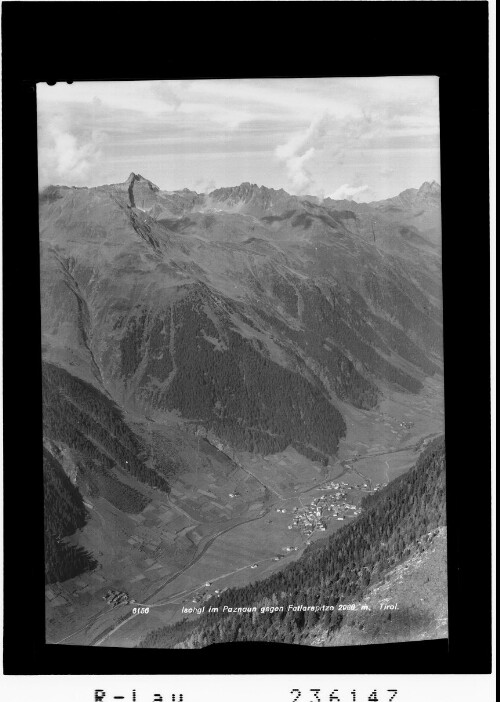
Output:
207,182,292,216
125,173,160,209
418,180,440,196
126,172,160,191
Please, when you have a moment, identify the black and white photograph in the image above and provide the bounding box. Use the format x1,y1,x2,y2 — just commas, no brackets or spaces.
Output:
0,2,493,699
37,77,448,651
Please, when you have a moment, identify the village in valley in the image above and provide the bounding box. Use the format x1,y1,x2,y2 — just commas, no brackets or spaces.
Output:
45,378,444,646
286,479,387,541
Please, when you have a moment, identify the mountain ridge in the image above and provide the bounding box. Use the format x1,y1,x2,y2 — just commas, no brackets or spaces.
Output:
41,176,440,207
40,172,443,421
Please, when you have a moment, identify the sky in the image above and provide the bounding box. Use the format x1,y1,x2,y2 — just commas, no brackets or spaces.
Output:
37,77,441,202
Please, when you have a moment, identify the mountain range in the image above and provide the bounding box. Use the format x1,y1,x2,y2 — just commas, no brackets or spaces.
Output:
41,173,442,442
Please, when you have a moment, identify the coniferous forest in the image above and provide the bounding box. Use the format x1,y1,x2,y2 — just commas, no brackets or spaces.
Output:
120,295,348,463
43,448,97,584
167,305,347,460
42,361,171,497
139,436,446,648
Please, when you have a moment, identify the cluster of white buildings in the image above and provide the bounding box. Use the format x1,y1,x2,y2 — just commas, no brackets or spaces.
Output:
399,420,414,430
102,589,135,607
289,483,363,537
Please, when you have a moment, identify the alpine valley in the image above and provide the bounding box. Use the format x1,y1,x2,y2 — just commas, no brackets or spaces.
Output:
40,174,446,648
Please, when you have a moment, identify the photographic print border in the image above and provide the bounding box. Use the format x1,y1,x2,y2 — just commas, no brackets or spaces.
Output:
1,0,491,677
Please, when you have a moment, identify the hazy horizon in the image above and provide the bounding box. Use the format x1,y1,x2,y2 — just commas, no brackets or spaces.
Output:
41,170,441,204
37,77,441,202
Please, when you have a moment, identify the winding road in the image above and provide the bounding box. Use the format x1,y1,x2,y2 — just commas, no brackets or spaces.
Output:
55,440,423,647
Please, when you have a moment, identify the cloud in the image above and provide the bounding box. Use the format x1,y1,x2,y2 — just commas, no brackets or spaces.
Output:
38,114,103,187
274,111,383,195
181,103,249,129
36,78,440,192
275,113,330,161
38,81,172,117
194,177,217,193
284,147,316,191
152,83,183,111
329,183,372,201
275,113,331,193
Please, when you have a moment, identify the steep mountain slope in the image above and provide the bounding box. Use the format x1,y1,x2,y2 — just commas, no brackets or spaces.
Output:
138,436,446,648
42,361,172,501
308,526,448,646
368,180,442,247
324,180,442,250
371,180,441,213
40,175,442,438
43,447,97,584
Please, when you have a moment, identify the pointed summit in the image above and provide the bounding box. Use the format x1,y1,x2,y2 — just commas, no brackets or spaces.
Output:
126,172,159,190
418,180,440,194
125,173,160,209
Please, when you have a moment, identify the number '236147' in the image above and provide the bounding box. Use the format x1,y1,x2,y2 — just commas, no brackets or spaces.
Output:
290,690,398,702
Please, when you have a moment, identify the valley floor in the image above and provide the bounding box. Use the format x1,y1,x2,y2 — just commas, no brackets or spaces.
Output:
45,376,445,648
